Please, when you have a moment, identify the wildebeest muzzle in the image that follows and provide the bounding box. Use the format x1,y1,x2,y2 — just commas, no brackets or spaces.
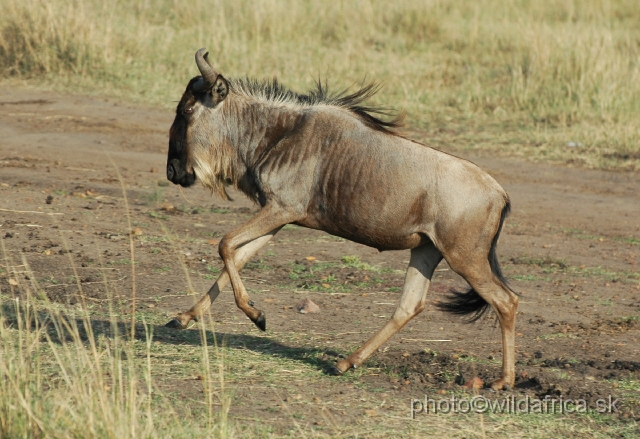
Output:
166,158,196,187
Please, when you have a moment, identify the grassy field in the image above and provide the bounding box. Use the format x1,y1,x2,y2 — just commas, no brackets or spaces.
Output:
1,0,640,170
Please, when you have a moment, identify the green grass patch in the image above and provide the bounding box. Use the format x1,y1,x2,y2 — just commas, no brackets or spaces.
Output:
512,274,548,282
510,256,568,269
148,211,169,221
510,255,639,283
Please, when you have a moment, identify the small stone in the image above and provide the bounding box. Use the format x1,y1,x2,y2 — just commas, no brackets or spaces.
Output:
132,227,143,236
364,409,377,416
45,195,53,204
8,279,18,286
206,239,220,245
437,389,447,395
296,298,320,314
305,256,316,261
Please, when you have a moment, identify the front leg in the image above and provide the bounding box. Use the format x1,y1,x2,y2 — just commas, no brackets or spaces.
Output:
166,228,282,329
219,204,300,330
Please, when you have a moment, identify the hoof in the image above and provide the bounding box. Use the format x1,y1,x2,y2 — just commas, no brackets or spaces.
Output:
165,318,187,330
326,365,344,376
253,313,266,331
490,378,514,391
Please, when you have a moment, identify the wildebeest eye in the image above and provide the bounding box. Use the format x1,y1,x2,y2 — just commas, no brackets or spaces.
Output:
183,106,194,115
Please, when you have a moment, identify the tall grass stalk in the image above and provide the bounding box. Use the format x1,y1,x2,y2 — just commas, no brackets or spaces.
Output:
1,0,639,169
0,237,234,437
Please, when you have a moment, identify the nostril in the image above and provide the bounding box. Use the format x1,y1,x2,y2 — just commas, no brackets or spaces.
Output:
167,163,175,180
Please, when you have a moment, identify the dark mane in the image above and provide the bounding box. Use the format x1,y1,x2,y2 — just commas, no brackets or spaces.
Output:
229,77,404,133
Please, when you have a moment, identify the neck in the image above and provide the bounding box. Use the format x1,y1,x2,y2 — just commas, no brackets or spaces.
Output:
216,94,305,201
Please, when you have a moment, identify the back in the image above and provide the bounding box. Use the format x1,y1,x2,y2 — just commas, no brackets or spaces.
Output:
277,107,501,250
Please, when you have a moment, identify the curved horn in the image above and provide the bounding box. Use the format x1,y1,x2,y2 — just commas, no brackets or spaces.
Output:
193,47,218,92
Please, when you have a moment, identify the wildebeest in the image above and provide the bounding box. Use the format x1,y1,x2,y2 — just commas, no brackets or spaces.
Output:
165,48,519,390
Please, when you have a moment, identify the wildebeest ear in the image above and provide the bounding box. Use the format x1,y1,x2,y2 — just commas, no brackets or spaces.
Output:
211,75,228,105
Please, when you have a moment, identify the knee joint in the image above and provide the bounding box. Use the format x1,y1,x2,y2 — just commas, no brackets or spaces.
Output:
218,238,232,260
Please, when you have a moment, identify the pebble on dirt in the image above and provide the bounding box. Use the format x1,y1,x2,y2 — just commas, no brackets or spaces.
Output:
296,298,320,314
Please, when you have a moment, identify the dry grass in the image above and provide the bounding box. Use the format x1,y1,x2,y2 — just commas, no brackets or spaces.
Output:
0,177,236,437
1,0,639,169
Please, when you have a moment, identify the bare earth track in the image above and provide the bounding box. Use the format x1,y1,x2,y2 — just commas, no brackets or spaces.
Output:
1,86,639,434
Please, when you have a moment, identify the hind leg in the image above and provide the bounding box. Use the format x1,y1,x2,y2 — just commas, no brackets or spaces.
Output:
448,256,518,390
331,243,442,374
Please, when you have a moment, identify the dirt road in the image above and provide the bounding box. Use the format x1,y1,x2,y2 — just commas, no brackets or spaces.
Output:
1,85,639,429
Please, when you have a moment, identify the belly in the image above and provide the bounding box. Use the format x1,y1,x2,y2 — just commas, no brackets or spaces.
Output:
294,134,440,249
296,195,429,251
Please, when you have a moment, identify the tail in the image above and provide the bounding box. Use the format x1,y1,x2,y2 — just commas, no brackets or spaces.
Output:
436,199,511,322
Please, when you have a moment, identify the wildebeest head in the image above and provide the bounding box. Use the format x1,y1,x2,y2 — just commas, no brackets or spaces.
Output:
167,48,229,189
